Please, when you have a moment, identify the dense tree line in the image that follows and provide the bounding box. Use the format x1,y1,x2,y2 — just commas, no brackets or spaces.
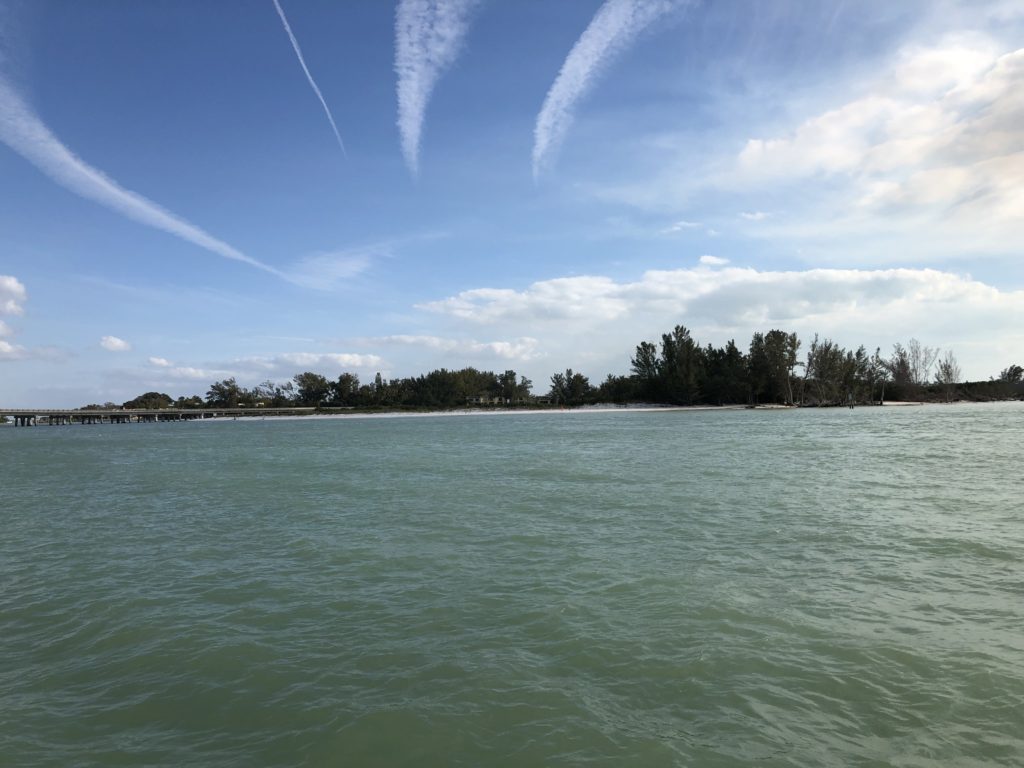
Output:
540,326,1019,407
127,367,536,411
617,327,989,406
94,326,1022,412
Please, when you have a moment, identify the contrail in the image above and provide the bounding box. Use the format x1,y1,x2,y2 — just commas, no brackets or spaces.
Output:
272,0,346,157
394,0,478,176
533,0,682,179
0,75,280,276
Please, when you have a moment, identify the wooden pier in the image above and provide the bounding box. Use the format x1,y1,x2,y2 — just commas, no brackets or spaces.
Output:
0,407,316,426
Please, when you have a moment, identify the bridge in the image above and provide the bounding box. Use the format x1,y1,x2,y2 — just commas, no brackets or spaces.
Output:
0,407,316,426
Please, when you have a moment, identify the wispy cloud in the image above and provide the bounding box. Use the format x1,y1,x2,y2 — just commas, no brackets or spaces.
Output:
699,255,729,266
533,0,682,179
284,247,378,291
148,356,172,367
660,219,701,234
272,0,346,157
371,334,541,361
273,352,382,369
100,335,131,352
740,211,769,221
0,76,279,275
394,0,478,176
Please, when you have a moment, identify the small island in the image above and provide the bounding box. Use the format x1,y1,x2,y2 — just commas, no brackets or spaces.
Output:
4,325,1021,426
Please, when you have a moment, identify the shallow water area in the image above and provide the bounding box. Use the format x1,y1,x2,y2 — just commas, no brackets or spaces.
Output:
2,402,1023,766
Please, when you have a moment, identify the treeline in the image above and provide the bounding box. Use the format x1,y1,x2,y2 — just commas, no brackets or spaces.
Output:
602,326,1016,406
94,326,1023,412
107,368,535,411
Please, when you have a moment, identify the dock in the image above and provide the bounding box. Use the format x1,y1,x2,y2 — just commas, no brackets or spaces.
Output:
0,407,316,426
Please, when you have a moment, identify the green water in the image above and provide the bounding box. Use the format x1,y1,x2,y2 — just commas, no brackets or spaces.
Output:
2,404,1022,766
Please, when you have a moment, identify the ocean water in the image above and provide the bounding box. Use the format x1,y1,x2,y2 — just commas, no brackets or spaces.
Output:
1,403,1022,767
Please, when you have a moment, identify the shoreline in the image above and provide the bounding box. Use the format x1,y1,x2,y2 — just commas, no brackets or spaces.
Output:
3,399,1018,427
184,399,994,423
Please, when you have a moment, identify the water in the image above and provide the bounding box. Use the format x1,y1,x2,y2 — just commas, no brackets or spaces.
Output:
1,403,1022,766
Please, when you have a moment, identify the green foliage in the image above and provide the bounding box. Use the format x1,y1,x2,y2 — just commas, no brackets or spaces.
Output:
331,373,360,406
206,378,243,407
293,372,331,406
1000,364,1023,384
549,369,593,406
252,380,294,407
597,374,638,403
123,392,173,409
126,392,171,409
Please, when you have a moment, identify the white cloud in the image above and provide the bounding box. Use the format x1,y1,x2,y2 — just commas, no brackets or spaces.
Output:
272,0,346,156
165,366,217,381
372,334,541,361
0,275,30,361
533,0,683,178
100,335,131,352
0,76,279,275
394,0,478,176
589,36,1024,261
733,40,1024,244
660,219,701,234
0,274,26,315
419,275,633,323
418,265,1024,380
284,248,375,290
129,351,386,391
273,352,382,369
0,339,26,360
699,255,729,266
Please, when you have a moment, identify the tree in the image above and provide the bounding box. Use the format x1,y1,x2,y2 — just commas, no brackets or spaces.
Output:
999,364,1023,384
597,374,638,403
660,325,703,405
123,392,173,409
935,350,961,402
763,329,800,405
869,347,889,404
631,340,661,401
253,380,295,407
907,338,939,387
293,372,331,406
331,373,361,406
549,369,593,406
703,340,747,405
206,378,243,407
887,343,912,390
496,370,532,403
804,335,848,405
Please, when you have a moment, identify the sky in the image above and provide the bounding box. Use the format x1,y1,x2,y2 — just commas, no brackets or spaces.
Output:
1,0,1022,406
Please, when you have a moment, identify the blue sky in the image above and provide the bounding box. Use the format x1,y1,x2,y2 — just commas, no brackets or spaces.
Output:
1,0,1022,406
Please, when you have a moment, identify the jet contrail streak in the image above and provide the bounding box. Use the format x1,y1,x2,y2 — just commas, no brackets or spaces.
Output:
0,76,280,276
533,0,682,179
272,0,347,157
394,0,478,176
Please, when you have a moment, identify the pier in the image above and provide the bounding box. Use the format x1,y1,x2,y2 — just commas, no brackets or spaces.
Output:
0,407,316,426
